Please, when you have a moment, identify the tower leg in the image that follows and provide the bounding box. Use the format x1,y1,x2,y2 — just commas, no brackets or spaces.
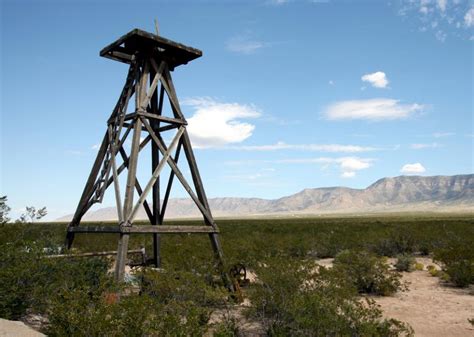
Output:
66,132,109,248
150,72,163,268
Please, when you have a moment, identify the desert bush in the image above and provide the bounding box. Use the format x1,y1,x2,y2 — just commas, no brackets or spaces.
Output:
247,257,413,336
0,237,112,320
212,314,240,337
333,250,405,296
138,267,228,307
414,262,424,271
434,235,474,287
46,289,210,337
395,254,416,272
372,228,416,257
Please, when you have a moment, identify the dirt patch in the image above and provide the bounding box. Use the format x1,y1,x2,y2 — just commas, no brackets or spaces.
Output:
315,257,474,337
0,318,45,337
374,258,474,337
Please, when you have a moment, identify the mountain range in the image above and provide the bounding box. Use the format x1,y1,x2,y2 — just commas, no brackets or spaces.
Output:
56,174,474,221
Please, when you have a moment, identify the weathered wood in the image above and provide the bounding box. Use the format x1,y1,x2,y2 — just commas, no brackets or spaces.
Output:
140,61,165,110
103,136,151,193
66,131,109,248
136,111,187,125
126,126,184,223
159,139,182,223
45,249,145,258
141,119,214,225
69,225,218,234
100,29,202,67
150,72,162,268
125,225,218,234
116,147,154,224
108,125,124,222
115,60,146,281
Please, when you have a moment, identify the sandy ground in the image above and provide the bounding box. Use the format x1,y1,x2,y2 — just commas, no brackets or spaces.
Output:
0,319,45,337
318,257,474,337
374,257,474,337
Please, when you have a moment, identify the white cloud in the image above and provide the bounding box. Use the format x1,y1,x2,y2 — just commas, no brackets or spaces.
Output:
267,0,290,5
361,71,389,88
400,162,426,174
183,97,261,148
465,7,474,27
226,35,265,54
329,80,335,86
341,171,356,178
278,156,374,178
433,132,455,138
410,142,440,149
91,144,100,150
437,0,447,12
435,29,447,42
228,141,378,153
323,98,424,121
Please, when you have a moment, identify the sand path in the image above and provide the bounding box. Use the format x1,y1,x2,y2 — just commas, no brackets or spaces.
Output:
374,257,474,337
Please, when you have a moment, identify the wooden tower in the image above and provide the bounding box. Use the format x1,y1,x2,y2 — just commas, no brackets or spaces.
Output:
66,29,228,285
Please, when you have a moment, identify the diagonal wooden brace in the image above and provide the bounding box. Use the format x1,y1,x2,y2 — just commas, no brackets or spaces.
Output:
126,125,185,223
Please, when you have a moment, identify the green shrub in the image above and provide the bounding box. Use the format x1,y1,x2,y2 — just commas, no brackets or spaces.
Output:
46,289,210,337
372,228,416,257
395,254,416,272
333,250,405,296
212,314,240,337
138,267,228,307
414,262,424,271
434,236,474,287
247,257,413,336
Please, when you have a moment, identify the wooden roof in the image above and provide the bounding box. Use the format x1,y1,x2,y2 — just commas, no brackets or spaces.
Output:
100,29,202,68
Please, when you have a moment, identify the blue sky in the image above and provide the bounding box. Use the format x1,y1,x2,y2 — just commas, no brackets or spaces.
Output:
1,0,473,220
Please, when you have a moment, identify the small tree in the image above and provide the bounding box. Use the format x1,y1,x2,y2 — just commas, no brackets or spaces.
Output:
0,196,11,224
18,206,48,223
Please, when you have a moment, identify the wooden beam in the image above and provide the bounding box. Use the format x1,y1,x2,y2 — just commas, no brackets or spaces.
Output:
140,61,165,110
125,225,218,234
137,111,186,125
160,140,182,223
126,126,185,223
115,59,146,282
141,118,215,225
108,125,124,222
150,69,162,268
45,248,145,259
69,225,218,234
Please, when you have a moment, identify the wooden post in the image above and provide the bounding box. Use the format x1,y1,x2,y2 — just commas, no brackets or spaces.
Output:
150,72,163,268
115,59,147,281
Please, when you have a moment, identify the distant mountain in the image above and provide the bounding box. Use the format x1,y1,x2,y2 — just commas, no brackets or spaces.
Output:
56,174,474,221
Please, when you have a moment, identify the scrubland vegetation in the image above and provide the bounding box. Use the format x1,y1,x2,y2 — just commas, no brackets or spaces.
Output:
0,214,472,336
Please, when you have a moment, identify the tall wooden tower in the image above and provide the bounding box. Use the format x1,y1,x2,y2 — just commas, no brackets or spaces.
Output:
66,29,228,284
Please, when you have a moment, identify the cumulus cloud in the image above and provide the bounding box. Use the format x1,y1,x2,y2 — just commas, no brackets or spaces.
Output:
183,97,261,149
228,141,378,153
323,98,424,121
361,71,389,88
400,163,426,174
